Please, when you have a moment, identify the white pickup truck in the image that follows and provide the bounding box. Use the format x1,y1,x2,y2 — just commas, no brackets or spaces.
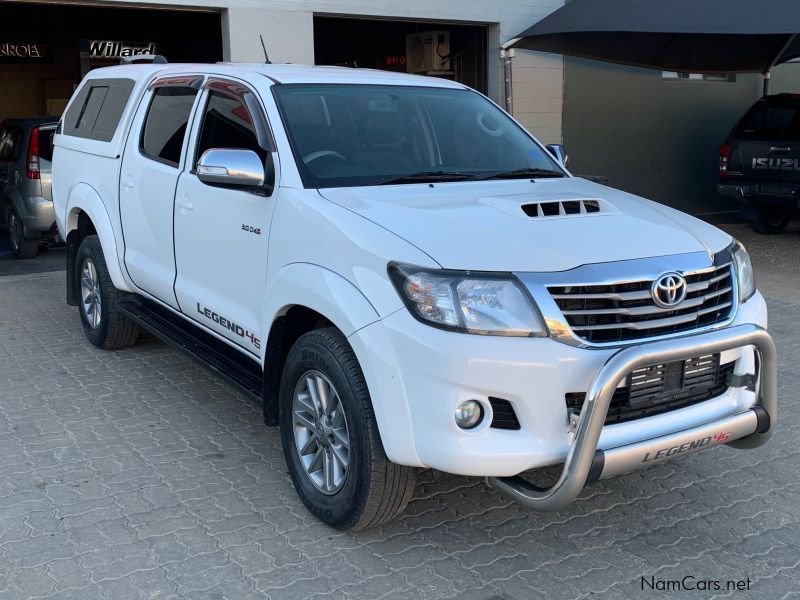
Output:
52,60,777,530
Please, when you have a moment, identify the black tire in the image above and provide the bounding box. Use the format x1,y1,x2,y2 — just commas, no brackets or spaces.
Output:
8,209,38,259
75,235,140,350
751,207,791,235
279,327,416,530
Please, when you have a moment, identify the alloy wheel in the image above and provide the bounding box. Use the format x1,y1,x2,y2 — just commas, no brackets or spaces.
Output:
292,370,351,494
9,212,21,252
80,258,102,329
766,212,786,227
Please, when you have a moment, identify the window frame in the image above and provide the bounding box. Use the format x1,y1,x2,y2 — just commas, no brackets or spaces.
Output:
191,77,275,173
138,75,204,169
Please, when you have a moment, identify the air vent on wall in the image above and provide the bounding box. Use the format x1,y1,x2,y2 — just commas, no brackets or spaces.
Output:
521,199,601,218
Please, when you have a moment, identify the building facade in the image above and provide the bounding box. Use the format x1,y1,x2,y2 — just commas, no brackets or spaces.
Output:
0,0,564,143
3,0,799,215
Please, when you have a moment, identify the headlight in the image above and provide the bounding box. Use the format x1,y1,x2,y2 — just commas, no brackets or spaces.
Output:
388,262,546,337
731,241,756,302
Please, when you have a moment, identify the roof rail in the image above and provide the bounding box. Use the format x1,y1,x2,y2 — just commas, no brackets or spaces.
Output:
120,54,168,65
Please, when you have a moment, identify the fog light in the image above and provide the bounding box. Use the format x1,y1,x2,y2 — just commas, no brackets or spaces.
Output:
455,400,483,429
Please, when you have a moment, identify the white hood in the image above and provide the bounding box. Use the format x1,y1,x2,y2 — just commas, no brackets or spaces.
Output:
320,178,732,272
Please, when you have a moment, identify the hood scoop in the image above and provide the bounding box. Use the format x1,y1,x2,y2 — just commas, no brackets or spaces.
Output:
478,193,616,221
521,198,603,218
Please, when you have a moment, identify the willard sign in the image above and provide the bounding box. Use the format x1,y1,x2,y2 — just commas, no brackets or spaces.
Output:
89,41,158,59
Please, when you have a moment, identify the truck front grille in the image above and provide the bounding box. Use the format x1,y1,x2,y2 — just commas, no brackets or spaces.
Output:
548,263,735,344
566,356,735,425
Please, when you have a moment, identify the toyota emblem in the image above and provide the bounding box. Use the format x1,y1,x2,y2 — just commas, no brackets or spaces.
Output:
651,273,688,308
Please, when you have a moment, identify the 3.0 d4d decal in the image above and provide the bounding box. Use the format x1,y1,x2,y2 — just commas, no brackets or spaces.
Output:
242,224,262,235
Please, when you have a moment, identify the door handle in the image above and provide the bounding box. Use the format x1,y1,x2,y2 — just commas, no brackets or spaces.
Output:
122,176,135,190
176,198,194,211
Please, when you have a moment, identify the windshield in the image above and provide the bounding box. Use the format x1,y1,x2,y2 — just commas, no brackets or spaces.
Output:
272,84,564,188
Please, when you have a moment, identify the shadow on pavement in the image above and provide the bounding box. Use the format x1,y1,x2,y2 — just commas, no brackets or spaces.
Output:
0,230,66,277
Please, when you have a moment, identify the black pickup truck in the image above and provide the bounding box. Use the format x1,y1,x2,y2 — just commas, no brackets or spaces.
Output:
718,94,800,234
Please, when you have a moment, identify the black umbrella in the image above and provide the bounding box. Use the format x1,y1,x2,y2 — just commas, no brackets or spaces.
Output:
508,0,800,92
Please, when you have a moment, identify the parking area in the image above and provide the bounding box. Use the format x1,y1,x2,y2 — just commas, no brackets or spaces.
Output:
0,223,798,600
0,232,66,277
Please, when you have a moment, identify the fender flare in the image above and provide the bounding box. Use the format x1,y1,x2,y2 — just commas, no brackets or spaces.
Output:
259,263,420,460
65,183,131,292
260,263,380,353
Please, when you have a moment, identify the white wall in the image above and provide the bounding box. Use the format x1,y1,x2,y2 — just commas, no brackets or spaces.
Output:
509,50,564,144
91,0,566,141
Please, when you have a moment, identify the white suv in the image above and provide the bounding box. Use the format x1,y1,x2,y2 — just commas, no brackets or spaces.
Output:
52,61,777,530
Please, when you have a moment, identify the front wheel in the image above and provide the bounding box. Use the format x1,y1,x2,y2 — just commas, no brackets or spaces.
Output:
751,207,791,234
279,328,416,530
75,235,140,350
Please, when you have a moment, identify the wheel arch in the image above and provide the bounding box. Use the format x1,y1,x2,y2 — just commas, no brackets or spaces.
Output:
63,183,130,302
259,263,381,426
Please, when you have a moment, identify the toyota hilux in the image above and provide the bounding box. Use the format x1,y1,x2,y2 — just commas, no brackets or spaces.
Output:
52,61,777,530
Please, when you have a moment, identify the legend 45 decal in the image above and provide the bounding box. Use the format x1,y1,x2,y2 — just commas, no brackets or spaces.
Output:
641,432,731,463
197,303,261,350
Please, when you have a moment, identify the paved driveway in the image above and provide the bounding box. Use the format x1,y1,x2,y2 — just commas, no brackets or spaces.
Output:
0,224,798,600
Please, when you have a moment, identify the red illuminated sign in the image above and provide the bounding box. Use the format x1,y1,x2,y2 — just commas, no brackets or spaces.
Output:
385,55,406,67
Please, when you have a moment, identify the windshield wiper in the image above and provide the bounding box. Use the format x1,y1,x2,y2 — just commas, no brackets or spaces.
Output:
474,168,566,181
377,171,475,185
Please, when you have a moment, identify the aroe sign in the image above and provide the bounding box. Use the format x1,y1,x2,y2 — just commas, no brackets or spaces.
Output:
0,41,48,62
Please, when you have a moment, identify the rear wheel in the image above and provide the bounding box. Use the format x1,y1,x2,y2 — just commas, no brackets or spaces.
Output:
279,327,416,530
8,210,38,259
751,207,791,234
76,235,140,350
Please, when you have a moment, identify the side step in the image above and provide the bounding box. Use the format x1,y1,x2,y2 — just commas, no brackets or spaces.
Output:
118,296,263,403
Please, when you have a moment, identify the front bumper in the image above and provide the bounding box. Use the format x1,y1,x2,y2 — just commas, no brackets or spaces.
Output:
486,323,776,511
348,292,770,480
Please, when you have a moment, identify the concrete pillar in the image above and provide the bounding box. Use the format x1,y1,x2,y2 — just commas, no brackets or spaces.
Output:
223,7,315,65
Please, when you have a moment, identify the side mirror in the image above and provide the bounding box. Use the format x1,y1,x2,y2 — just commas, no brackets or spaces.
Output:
197,148,268,189
546,144,569,168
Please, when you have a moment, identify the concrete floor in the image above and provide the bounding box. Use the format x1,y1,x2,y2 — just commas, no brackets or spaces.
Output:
0,224,797,599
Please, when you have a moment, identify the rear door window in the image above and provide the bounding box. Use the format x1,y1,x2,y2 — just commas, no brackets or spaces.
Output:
140,86,199,166
0,124,23,163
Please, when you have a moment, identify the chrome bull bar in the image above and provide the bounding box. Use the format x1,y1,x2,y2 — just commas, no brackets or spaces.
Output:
486,324,777,511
